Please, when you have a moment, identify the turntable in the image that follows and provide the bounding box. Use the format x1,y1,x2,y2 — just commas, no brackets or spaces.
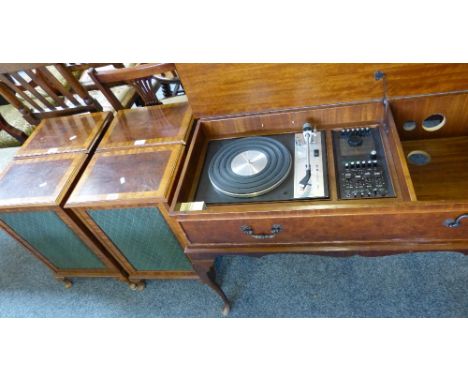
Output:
171,100,441,315
195,123,329,204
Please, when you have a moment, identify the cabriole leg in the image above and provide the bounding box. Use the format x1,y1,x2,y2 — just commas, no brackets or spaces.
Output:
192,258,231,316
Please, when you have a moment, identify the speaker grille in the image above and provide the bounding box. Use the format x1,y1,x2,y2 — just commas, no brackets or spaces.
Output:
88,207,191,271
0,211,105,269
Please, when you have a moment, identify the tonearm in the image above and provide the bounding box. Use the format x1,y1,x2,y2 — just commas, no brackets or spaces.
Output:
299,122,317,189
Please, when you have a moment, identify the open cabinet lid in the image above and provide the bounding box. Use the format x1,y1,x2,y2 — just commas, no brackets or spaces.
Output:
65,145,184,208
175,64,468,118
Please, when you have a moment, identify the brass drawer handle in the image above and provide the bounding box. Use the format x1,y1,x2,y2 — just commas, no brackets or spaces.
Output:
241,224,282,239
443,214,468,228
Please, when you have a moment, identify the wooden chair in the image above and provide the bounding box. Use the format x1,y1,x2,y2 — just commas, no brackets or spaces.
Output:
0,63,103,127
0,112,28,143
87,63,185,111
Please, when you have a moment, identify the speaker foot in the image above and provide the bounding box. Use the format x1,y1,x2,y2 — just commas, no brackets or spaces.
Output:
129,281,146,291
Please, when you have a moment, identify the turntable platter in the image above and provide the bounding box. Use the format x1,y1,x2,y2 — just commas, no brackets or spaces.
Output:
230,150,268,176
208,136,292,198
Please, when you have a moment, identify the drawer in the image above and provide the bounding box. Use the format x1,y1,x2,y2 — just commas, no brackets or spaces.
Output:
180,211,468,245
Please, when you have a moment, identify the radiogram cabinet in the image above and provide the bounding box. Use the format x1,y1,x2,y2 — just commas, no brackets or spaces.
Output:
171,64,468,314
65,145,196,290
0,153,125,287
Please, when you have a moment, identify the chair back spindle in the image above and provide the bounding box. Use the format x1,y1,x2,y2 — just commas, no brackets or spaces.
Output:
0,64,103,127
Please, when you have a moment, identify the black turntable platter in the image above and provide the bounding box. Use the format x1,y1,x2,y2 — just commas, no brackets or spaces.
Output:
195,134,298,204
208,136,292,197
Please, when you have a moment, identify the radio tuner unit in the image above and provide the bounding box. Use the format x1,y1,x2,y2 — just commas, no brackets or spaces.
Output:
332,126,395,200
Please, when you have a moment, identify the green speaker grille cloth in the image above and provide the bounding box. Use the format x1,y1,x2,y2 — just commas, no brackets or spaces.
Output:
0,211,105,269
88,207,191,271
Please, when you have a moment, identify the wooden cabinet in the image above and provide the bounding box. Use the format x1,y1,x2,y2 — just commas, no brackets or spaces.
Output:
0,111,125,287
1,102,196,288
65,145,196,290
0,154,125,287
171,64,468,314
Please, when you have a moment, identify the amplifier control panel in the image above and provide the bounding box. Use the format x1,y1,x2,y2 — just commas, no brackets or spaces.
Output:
332,126,395,200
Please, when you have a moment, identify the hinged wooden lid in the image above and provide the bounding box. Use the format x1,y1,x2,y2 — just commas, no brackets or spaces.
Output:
0,153,87,209
175,64,468,118
15,112,112,158
96,102,192,151
65,145,184,208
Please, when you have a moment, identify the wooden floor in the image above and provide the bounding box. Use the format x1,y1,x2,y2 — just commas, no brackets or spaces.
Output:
402,135,468,201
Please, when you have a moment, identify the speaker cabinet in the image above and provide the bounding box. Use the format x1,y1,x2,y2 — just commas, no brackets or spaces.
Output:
0,153,126,287
66,145,196,288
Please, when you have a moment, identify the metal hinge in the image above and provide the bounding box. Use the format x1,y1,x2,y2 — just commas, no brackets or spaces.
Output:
374,70,389,134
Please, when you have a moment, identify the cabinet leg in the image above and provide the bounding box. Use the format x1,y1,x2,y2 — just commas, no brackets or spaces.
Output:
56,277,73,289
192,259,231,316
129,280,146,291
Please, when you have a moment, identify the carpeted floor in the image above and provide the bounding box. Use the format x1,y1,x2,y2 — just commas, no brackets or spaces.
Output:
0,147,467,318
0,236,467,317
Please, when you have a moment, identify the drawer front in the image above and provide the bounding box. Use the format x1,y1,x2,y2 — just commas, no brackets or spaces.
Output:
88,207,192,271
0,211,105,269
180,211,468,245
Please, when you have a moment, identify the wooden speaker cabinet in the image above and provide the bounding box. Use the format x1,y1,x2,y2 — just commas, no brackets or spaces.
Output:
65,145,196,290
0,154,126,287
0,111,127,287
172,64,468,314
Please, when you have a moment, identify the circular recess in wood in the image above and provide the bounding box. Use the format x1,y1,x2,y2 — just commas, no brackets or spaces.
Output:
407,150,431,166
422,113,446,132
402,120,417,131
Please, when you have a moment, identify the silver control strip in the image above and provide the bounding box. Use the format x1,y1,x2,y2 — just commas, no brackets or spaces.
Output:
294,132,327,199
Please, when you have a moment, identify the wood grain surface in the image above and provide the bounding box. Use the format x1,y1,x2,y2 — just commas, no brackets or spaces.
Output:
16,112,112,158
0,153,87,209
66,145,184,208
402,136,468,201
97,102,192,151
176,64,468,117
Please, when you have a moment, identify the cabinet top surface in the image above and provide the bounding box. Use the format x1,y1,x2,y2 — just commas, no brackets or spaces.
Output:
15,112,112,158
97,102,192,151
66,145,184,208
0,153,86,210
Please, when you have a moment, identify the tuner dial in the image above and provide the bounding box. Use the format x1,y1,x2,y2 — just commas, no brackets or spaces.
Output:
347,135,363,147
